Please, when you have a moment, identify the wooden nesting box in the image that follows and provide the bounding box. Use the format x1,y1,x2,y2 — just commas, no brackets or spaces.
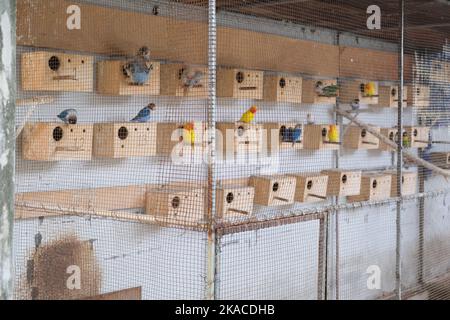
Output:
340,80,379,105
145,186,205,224
263,75,302,103
249,175,296,206
347,173,392,203
155,122,207,159
216,186,255,218
404,126,430,148
379,128,399,151
302,79,338,104
292,173,329,203
22,123,93,161
21,52,93,92
160,64,208,98
389,171,417,197
321,170,362,197
377,86,408,108
216,122,262,160
343,125,380,150
430,152,450,168
93,122,157,158
263,122,303,154
217,68,264,100
97,60,160,96
407,85,430,108
303,124,341,150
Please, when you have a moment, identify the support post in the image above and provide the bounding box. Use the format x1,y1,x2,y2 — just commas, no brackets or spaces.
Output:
0,0,16,300
205,0,217,300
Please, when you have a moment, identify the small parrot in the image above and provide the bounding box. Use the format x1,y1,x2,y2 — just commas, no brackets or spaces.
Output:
57,109,77,124
183,122,196,147
306,113,315,125
291,124,302,146
130,103,156,123
402,132,411,148
351,99,360,111
239,106,258,123
180,67,204,88
123,46,152,85
364,82,377,97
315,81,339,97
328,125,339,143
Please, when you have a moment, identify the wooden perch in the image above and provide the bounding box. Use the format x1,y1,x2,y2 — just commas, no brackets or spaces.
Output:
16,96,55,106
336,109,450,179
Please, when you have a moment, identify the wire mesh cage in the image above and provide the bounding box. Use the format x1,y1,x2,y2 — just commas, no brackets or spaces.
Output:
8,0,450,300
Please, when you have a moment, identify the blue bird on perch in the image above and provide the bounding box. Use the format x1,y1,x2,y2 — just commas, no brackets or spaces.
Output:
123,46,153,86
130,103,156,123
291,124,303,146
57,109,78,124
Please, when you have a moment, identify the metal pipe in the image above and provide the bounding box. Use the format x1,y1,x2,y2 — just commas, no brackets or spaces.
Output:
205,0,217,301
396,0,405,301
0,0,16,300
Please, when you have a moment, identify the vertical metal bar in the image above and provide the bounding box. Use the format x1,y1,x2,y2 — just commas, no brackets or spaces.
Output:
205,0,217,301
317,216,327,300
417,148,425,285
396,0,405,301
0,0,16,300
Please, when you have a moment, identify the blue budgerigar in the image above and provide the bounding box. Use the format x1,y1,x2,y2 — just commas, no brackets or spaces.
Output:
291,124,303,146
130,103,156,123
57,109,78,124
123,46,153,86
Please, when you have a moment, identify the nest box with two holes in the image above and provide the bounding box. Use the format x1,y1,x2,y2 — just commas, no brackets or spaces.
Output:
321,169,362,197
430,152,450,168
92,123,157,158
216,122,263,160
216,186,255,218
263,122,303,155
404,126,430,148
292,173,329,203
347,172,392,203
21,52,93,92
155,122,207,159
343,125,380,150
379,128,401,151
377,86,408,108
388,171,417,197
340,80,379,105
145,186,205,224
22,123,93,161
302,124,341,150
160,64,208,98
302,79,338,104
97,60,160,96
263,75,302,103
407,85,430,108
217,68,264,99
249,175,296,206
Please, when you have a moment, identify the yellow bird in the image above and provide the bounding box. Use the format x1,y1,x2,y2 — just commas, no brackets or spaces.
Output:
239,106,258,123
183,122,196,147
364,82,377,97
328,125,339,143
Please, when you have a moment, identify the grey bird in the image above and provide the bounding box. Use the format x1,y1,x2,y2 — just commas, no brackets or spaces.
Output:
351,99,360,112
180,67,204,88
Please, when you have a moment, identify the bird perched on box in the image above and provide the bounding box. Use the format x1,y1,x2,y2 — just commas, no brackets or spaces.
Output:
130,103,156,123
57,109,78,125
183,122,196,147
123,46,153,86
315,81,339,97
363,82,377,97
291,124,303,146
306,113,315,125
240,106,258,124
402,131,411,148
181,67,204,89
328,125,339,143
